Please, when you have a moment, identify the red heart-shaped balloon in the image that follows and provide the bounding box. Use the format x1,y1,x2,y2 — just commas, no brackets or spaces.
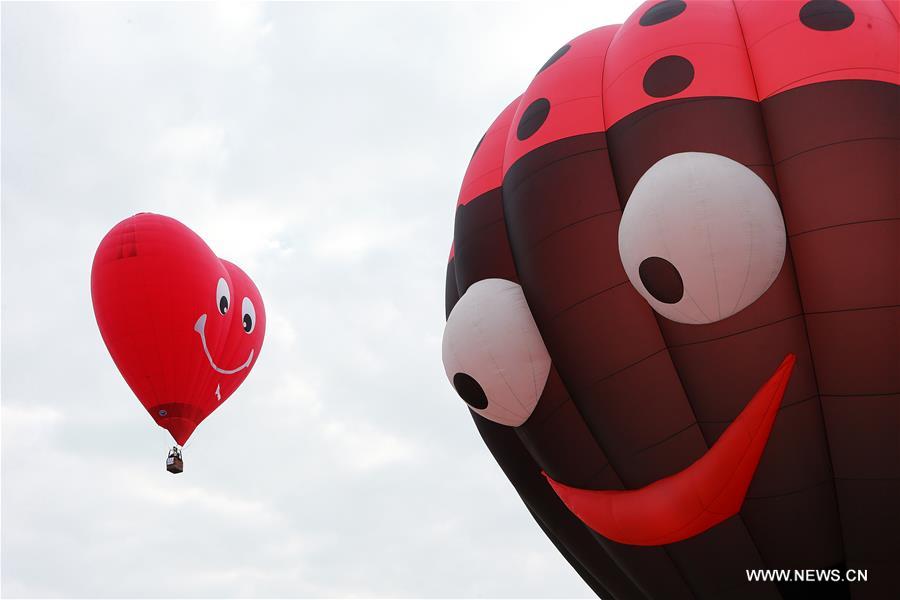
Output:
91,213,266,445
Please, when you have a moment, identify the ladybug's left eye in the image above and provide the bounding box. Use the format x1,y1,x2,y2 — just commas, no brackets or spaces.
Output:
618,152,786,324
241,297,256,333
216,278,230,315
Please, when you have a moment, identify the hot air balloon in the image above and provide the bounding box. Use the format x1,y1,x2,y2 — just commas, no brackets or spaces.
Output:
92,213,266,473
442,1,898,598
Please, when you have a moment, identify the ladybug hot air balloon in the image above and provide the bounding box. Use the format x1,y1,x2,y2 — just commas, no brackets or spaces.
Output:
442,1,898,598
92,213,266,472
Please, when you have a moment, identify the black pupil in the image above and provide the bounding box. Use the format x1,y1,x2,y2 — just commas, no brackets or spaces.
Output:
243,314,252,332
219,296,229,314
639,256,684,304
452,373,488,410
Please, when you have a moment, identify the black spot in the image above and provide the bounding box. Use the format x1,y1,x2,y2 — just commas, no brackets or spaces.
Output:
243,314,253,333
643,55,694,98
516,98,550,141
538,44,571,73
639,0,686,26
453,372,488,410
800,0,854,31
639,257,684,304
219,296,229,314
472,133,485,159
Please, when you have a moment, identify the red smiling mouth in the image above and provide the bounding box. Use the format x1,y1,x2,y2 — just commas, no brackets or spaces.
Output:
544,353,796,546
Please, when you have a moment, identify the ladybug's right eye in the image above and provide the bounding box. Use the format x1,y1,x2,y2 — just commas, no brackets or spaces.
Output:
216,277,230,315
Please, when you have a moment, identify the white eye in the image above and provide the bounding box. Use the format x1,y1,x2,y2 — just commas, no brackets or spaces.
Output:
442,279,551,426
241,297,256,333
618,152,786,324
216,277,230,315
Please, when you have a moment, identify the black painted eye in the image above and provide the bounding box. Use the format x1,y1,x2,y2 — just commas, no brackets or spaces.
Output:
639,256,684,304
452,373,488,410
241,297,256,333
216,278,230,315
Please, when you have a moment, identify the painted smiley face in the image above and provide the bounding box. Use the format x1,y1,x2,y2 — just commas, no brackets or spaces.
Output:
444,176,793,547
194,267,262,376
92,213,266,446
442,0,897,593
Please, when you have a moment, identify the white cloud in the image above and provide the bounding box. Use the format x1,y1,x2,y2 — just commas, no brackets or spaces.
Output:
321,420,417,471
152,123,229,165
2,1,636,598
1,405,64,447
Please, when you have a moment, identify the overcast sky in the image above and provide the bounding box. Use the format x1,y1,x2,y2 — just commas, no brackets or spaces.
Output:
1,2,635,597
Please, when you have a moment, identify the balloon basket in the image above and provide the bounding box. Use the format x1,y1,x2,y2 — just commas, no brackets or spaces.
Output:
166,455,184,474
166,447,184,474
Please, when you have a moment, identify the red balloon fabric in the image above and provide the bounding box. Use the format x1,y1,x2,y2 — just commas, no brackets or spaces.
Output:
92,213,265,445
545,354,796,546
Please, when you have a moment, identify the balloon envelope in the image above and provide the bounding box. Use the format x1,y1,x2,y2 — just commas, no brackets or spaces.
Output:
92,213,265,445
443,1,898,598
